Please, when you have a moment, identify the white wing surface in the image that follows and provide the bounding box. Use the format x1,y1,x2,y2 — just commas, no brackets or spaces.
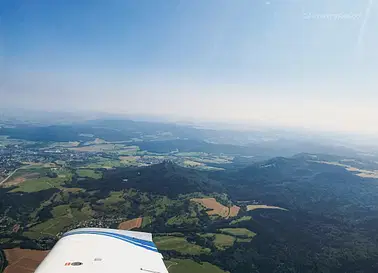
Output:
34,228,168,273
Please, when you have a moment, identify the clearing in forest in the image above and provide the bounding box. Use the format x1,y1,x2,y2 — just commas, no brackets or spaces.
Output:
154,236,210,255
246,204,287,211
4,248,49,273
311,160,378,178
219,228,256,238
118,217,143,230
199,233,235,249
165,258,227,273
76,169,102,179
213,234,235,249
190,198,240,218
230,216,252,225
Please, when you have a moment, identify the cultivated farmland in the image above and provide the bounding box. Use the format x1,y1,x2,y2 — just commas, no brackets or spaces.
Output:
4,248,49,273
154,236,210,255
190,198,240,218
165,258,227,273
118,217,143,230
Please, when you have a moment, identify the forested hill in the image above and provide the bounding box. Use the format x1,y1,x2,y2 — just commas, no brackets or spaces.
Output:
69,161,224,197
208,156,378,272
218,156,378,219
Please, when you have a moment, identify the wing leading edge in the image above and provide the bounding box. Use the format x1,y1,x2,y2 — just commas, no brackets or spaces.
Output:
34,228,168,273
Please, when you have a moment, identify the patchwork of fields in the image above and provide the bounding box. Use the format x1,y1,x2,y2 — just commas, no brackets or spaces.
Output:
190,198,240,218
3,249,48,273
0,137,295,273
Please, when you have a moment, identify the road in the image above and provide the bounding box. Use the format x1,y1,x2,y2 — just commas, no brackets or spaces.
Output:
0,168,20,186
167,262,178,269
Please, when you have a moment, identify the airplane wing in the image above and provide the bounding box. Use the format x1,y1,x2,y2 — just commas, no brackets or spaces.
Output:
34,228,169,273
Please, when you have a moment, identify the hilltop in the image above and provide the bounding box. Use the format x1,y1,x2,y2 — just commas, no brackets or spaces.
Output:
69,161,223,197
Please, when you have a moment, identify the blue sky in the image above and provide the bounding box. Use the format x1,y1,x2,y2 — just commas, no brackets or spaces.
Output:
1,0,378,133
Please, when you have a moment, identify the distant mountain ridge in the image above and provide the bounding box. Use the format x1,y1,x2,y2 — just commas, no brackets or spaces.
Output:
0,119,361,159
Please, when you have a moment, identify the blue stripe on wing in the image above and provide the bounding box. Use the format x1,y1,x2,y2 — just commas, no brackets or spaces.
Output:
63,230,158,252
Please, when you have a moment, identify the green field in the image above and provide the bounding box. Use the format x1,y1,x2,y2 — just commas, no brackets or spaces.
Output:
141,216,153,228
166,215,199,226
4,165,64,186
198,233,235,249
24,204,93,239
24,216,72,238
154,236,210,255
11,173,71,193
199,233,215,239
117,145,140,155
76,169,102,179
230,216,252,225
182,160,204,167
0,135,31,145
175,152,207,157
25,205,73,239
8,166,47,179
99,191,124,206
49,141,80,148
198,166,225,171
180,160,224,171
195,156,233,164
119,156,141,166
83,157,122,169
246,204,287,211
165,259,227,273
213,234,235,249
77,204,95,219
236,237,253,243
219,228,256,238
51,204,71,217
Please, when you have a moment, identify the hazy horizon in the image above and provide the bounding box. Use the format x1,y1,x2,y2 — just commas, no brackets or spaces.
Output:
2,1,378,134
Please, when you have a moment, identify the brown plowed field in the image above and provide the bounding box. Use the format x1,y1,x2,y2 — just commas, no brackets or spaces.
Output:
229,205,240,217
191,198,240,218
4,248,49,273
118,217,143,230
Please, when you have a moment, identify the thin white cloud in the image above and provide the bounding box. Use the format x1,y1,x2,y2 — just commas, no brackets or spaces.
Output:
357,0,374,56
